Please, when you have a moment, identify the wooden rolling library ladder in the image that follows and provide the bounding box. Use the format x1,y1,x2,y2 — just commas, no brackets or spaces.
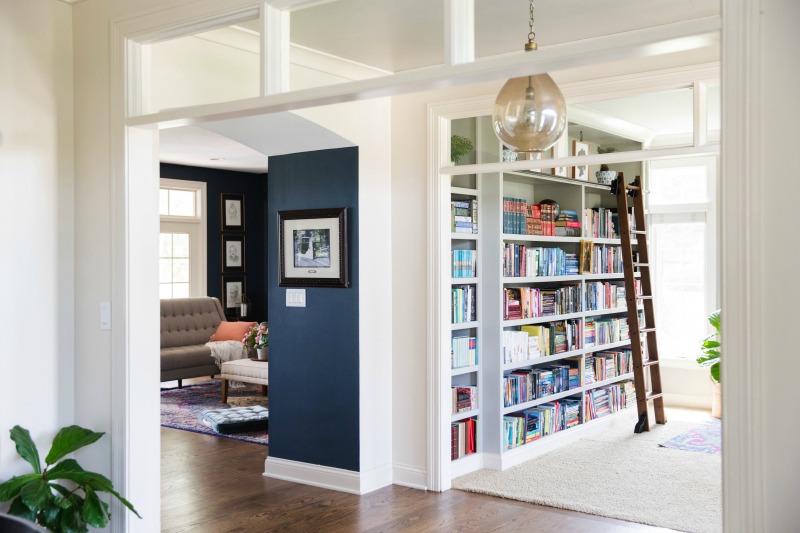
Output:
610,173,667,433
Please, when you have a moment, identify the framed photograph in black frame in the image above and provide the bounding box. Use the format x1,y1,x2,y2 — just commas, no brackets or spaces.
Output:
221,193,245,232
278,207,348,288
222,275,246,310
222,234,245,272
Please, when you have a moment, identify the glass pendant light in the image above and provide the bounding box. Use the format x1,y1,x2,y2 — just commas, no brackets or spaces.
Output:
493,1,566,157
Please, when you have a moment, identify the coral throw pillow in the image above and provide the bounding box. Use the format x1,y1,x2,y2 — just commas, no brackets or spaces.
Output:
210,321,257,342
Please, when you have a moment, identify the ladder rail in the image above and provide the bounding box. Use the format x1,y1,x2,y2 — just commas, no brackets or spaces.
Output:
612,174,666,433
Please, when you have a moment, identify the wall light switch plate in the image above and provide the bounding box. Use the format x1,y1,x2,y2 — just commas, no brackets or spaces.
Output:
286,289,306,307
100,302,112,330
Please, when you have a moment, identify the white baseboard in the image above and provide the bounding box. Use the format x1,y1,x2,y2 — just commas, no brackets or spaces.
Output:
392,463,428,490
665,392,712,409
263,457,393,495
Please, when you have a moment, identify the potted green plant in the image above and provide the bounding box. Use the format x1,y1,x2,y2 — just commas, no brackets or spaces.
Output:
450,135,473,164
0,425,139,532
696,309,721,418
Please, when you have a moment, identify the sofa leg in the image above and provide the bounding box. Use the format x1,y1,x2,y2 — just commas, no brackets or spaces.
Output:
178,379,182,389
210,375,215,379
222,379,229,403
262,385,267,397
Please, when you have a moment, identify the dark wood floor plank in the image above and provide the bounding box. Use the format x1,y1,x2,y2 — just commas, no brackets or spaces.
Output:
161,427,673,532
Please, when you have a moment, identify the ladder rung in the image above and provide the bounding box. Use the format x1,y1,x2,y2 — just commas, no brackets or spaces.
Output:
633,262,649,267
646,392,663,402
626,185,641,191
639,327,656,333
630,230,647,235
642,359,659,367
636,295,654,300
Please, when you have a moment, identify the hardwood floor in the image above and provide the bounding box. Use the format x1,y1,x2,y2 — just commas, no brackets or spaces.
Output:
161,427,674,532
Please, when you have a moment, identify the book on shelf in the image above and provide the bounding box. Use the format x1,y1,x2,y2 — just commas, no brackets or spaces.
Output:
451,199,478,234
587,310,644,345
502,244,579,277
452,285,477,324
502,198,568,236
584,380,635,422
503,359,582,408
451,336,478,369
451,417,477,459
503,284,581,320
583,207,637,239
452,249,477,278
452,386,478,413
504,398,583,450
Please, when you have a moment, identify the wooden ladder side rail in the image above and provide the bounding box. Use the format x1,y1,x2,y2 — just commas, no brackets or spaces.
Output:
612,173,666,433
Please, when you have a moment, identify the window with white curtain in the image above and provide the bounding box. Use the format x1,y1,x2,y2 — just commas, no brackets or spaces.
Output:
647,157,717,359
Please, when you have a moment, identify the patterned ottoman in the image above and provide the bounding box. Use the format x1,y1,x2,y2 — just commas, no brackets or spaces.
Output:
198,405,269,434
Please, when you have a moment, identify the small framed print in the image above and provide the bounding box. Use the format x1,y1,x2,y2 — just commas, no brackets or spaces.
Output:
222,275,246,310
222,235,245,272
279,207,349,288
221,193,245,232
572,140,590,181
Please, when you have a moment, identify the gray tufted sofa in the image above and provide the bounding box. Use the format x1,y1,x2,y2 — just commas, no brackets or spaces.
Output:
161,297,227,386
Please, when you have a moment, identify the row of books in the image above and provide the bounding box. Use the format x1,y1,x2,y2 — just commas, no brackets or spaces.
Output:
451,418,477,460
452,386,478,413
503,359,581,407
451,199,478,234
585,350,634,383
501,320,582,364
502,244,579,278
555,210,581,237
586,311,643,346
451,336,478,369
588,244,626,274
503,398,582,449
585,281,635,311
452,285,477,324
584,380,635,421
583,207,636,239
503,199,559,236
502,285,582,320
452,249,477,278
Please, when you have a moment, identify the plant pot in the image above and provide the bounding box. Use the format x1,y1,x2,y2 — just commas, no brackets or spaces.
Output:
257,347,269,361
595,170,617,185
711,378,721,418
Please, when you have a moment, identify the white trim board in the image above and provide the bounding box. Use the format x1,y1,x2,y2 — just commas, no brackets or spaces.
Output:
263,457,392,495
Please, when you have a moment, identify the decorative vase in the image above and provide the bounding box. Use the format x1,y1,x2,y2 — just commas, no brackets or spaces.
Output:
595,170,617,185
257,347,268,361
502,148,518,162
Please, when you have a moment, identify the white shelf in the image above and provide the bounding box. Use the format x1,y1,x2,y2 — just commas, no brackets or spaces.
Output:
502,311,584,327
502,234,583,243
451,365,479,376
502,387,582,414
451,277,479,284
581,272,626,280
586,238,623,245
503,275,582,284
451,186,479,197
584,339,633,353
451,321,479,331
583,306,631,316
502,348,583,371
451,233,478,240
451,409,479,423
584,372,635,390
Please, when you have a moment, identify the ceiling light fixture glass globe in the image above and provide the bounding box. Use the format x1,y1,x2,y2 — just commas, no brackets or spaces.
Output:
492,73,567,156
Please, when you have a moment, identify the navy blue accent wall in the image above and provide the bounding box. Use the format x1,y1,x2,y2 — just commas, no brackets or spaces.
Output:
267,147,359,471
160,164,268,321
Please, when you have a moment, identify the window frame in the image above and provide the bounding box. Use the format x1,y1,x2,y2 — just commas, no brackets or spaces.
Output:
159,178,207,297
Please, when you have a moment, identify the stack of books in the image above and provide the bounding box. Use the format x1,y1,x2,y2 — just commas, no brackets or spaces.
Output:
451,199,478,234
555,209,581,237
452,386,478,413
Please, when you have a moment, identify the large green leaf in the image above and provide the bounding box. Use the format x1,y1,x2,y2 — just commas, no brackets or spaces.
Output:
0,474,41,502
46,461,141,518
45,426,104,466
702,340,720,349
710,361,720,382
8,496,36,522
42,502,62,530
708,310,721,332
81,486,110,528
60,502,88,533
19,479,52,514
10,426,41,474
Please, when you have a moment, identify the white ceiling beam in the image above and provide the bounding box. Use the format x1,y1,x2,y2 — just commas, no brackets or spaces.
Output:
444,0,475,66
127,16,721,129
260,3,290,95
265,0,338,11
568,105,658,147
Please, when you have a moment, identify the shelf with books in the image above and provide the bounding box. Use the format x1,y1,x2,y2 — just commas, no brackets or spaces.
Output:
452,365,479,376
451,277,479,284
502,311,584,328
451,233,478,241
502,275,583,284
502,347,584,371
451,409,480,423
451,186,479,197
501,387,583,415
502,235,583,244
451,321,479,331
585,372,635,391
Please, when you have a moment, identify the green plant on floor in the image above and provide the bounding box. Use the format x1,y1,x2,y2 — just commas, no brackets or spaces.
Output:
696,309,721,383
0,425,140,533
450,135,474,163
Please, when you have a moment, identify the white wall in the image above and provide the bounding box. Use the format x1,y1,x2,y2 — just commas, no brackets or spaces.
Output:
0,0,74,481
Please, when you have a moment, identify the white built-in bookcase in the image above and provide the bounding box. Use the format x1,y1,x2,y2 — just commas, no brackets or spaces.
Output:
446,114,645,480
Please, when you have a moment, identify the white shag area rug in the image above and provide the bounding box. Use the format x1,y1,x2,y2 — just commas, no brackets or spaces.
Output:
453,412,721,533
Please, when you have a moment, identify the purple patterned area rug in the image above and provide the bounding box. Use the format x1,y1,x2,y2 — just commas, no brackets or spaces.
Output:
161,380,268,446
659,419,721,455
